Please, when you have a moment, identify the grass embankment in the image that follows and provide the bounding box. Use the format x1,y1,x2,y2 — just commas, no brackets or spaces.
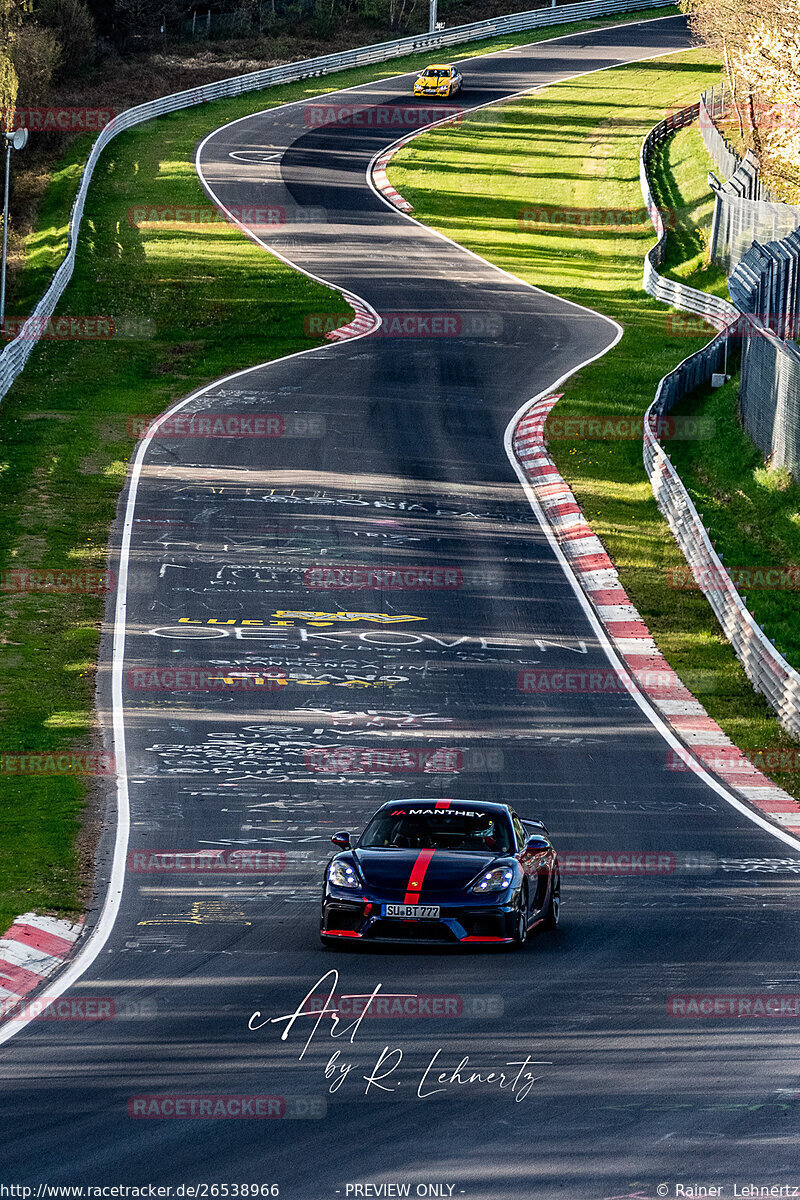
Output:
388,48,800,800
669,383,800,672
0,8,681,935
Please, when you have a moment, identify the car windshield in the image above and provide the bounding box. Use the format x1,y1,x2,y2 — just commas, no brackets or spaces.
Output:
424,69,449,78
359,809,513,854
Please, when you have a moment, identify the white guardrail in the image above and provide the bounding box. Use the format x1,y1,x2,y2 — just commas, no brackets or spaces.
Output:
640,104,800,740
0,0,675,404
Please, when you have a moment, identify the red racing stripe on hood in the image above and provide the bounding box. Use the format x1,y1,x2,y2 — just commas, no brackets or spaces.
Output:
403,849,435,904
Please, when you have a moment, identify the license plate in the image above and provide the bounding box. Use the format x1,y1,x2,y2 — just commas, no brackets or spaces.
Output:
384,904,440,919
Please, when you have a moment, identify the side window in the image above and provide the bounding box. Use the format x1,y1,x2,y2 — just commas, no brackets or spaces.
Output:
511,813,526,850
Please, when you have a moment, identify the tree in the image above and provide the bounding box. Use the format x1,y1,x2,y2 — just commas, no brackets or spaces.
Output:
681,0,800,199
731,0,800,195
680,0,756,140
0,1,27,132
12,22,60,105
37,0,96,71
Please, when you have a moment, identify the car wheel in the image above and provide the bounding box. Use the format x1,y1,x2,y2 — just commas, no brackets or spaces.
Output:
511,888,528,948
543,871,561,930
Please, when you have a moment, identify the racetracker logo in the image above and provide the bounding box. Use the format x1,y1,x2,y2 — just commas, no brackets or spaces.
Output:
667,994,800,1017
127,666,287,691
1,316,115,341
518,668,674,696
0,106,115,131
0,753,116,776
305,748,502,773
128,205,285,229
303,993,503,1018
126,414,325,439
561,852,676,875
127,849,286,874
2,996,157,1021
666,747,800,773
666,312,800,339
667,564,800,592
303,312,502,338
304,565,463,590
517,206,676,231
127,1095,324,1118
671,97,800,133
545,414,712,440
0,569,115,594
304,102,463,129
2,997,116,1021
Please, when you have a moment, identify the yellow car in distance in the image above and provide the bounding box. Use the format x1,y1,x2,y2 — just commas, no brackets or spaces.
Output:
413,63,463,98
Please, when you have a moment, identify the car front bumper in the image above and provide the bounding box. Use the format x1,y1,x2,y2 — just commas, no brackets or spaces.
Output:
321,889,518,945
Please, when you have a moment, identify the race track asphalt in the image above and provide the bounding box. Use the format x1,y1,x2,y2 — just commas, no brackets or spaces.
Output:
2,15,800,1199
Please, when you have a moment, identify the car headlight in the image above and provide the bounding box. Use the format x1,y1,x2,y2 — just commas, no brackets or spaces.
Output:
438,84,449,91
471,866,515,894
328,860,360,889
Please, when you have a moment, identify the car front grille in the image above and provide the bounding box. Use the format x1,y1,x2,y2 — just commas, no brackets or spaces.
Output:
368,919,456,942
461,912,507,939
323,904,363,933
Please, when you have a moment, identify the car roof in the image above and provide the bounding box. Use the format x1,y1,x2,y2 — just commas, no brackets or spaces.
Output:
375,798,512,817
425,63,454,69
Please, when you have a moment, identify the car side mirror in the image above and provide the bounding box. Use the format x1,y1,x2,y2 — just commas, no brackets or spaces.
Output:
331,831,351,849
524,835,550,853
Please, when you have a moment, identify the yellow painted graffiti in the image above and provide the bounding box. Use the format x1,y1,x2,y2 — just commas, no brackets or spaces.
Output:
177,612,427,629
138,901,252,926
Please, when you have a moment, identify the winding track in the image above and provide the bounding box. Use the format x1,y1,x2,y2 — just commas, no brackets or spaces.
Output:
2,16,800,1197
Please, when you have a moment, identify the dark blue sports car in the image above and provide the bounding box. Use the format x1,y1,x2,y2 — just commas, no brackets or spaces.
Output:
320,798,560,947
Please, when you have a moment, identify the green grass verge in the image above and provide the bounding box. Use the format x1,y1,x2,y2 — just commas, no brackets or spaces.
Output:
670,379,800,672
0,6,681,935
388,46,800,800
